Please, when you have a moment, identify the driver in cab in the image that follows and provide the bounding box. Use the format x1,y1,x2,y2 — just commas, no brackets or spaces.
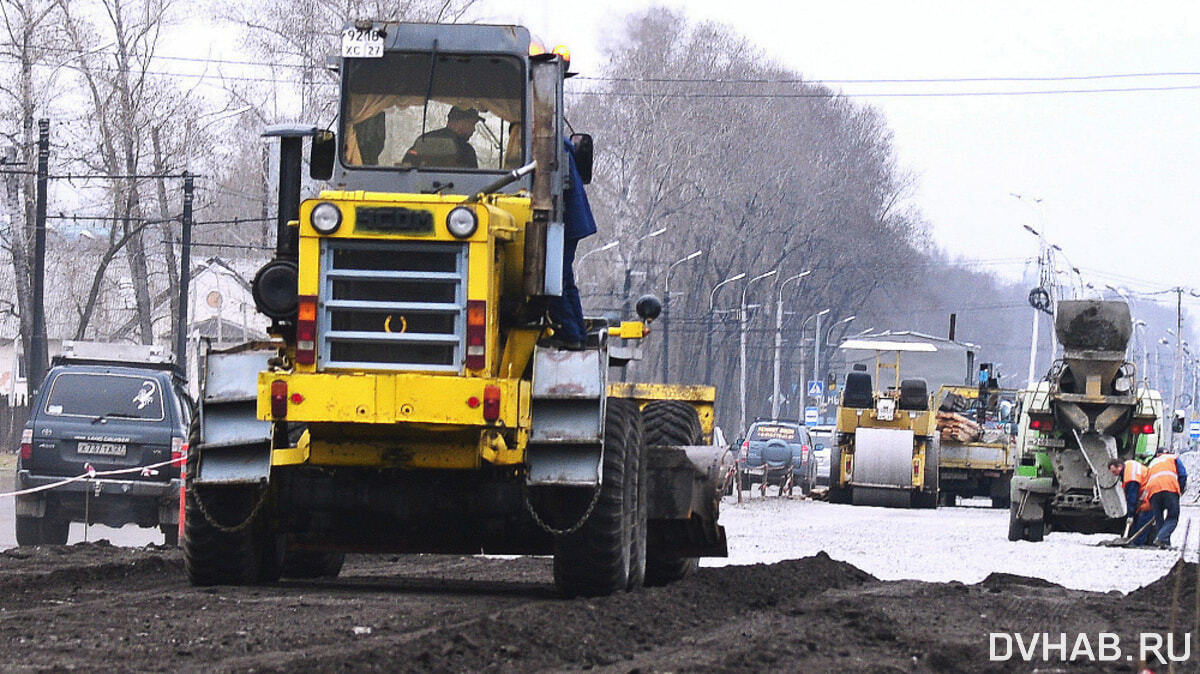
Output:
402,106,481,169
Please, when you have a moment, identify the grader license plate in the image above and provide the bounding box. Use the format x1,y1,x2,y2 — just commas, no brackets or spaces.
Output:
342,28,384,58
1032,437,1065,448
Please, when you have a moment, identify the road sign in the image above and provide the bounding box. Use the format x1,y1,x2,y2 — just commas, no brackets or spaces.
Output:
807,380,824,397
1190,421,1200,440
804,406,819,425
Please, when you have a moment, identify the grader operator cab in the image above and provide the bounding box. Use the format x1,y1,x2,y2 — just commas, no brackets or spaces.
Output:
183,22,726,597
828,340,939,508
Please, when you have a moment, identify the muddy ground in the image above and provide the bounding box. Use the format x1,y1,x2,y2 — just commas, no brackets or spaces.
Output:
0,543,1196,672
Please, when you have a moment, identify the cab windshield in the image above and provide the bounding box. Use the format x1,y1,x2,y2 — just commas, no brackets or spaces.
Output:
342,52,525,171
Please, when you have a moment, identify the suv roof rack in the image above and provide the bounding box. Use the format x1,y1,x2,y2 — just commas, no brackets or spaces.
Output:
52,341,176,370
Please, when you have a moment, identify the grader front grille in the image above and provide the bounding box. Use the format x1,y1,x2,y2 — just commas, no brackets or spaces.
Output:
318,239,466,371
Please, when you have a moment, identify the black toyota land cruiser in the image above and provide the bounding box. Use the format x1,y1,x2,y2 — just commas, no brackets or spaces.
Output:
15,343,191,546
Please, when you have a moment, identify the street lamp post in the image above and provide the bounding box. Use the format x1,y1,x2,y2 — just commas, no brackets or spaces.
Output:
771,271,811,419
704,273,746,385
577,240,618,264
814,315,856,417
620,227,667,320
662,250,702,382
1021,222,1047,386
795,309,830,424
739,270,777,432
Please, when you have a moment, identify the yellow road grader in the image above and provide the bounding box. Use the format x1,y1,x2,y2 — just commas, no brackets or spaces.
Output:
182,21,726,596
828,340,940,508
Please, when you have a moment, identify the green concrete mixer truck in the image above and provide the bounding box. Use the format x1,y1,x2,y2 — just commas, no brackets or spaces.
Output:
1009,300,1163,542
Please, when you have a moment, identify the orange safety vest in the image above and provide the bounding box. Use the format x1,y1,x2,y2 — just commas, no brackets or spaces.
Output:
1145,454,1182,498
1123,460,1151,512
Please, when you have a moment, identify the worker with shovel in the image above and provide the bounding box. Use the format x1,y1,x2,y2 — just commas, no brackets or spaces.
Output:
1144,449,1188,549
1108,459,1155,546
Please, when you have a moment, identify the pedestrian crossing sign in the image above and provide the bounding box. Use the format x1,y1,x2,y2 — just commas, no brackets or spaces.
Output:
807,380,824,397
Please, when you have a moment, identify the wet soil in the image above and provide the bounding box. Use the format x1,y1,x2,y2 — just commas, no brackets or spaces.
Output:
0,543,1193,672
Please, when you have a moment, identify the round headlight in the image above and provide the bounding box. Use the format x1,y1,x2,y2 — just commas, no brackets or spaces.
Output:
311,202,342,234
446,207,478,238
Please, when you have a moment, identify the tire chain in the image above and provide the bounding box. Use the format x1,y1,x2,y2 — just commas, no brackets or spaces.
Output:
188,475,271,534
523,481,603,537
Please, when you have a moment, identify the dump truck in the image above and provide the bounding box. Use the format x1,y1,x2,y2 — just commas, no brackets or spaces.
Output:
828,340,939,508
1008,300,1161,541
935,383,1016,508
182,21,726,596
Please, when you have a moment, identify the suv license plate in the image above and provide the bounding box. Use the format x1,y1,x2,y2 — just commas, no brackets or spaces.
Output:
78,441,127,456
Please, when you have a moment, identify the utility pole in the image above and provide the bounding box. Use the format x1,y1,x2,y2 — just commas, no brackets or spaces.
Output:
1170,287,1184,450
795,309,829,424
176,172,194,379
812,311,823,418
28,119,49,396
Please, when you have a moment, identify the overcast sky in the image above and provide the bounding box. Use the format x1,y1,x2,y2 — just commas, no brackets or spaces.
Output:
474,1,1200,303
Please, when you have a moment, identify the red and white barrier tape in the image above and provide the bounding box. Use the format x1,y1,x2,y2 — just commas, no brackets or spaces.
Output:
0,458,179,498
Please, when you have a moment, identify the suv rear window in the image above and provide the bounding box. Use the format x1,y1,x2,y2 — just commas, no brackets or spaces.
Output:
749,424,801,442
44,372,165,422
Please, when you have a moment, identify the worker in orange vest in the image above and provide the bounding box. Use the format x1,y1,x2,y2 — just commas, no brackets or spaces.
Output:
1108,458,1155,545
1143,449,1188,548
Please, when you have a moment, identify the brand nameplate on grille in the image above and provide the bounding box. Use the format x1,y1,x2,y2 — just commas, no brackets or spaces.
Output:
355,207,434,234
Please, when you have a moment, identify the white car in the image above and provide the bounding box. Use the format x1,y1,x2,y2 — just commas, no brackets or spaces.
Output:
809,425,835,486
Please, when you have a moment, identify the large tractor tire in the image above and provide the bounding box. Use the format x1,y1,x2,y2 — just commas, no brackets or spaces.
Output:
641,400,702,587
623,401,647,591
281,549,346,579
183,419,281,586
553,398,639,597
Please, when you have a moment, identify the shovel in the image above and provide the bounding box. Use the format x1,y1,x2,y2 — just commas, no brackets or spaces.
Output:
1099,518,1154,547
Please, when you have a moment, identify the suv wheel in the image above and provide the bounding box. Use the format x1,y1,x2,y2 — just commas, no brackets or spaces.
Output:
15,514,69,546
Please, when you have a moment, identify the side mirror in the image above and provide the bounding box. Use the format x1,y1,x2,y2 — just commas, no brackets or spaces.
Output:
1173,410,1186,434
569,133,593,185
310,130,336,181
635,294,662,322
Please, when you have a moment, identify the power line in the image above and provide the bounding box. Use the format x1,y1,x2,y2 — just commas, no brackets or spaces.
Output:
7,41,1199,86
566,83,1200,99
578,71,1200,85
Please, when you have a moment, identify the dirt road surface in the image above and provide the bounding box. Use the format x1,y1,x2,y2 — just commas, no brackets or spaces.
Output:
1,543,1195,672
3,463,1200,671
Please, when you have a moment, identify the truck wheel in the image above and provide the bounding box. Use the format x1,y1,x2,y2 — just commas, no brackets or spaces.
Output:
281,550,346,579
940,491,956,507
1026,519,1045,542
553,398,636,597
1007,502,1023,542
990,475,1012,509
15,514,69,546
641,400,702,587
